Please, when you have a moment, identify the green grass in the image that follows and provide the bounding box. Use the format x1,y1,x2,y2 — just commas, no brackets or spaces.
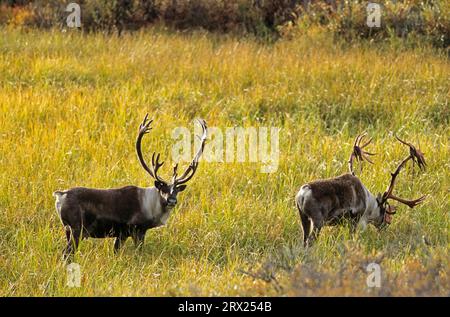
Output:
0,27,448,296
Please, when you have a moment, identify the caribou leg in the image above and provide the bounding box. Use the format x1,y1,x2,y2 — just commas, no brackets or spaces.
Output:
64,225,80,260
300,213,311,247
132,229,146,250
114,235,128,253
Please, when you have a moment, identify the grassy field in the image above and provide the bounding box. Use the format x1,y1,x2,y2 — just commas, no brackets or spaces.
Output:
0,27,448,296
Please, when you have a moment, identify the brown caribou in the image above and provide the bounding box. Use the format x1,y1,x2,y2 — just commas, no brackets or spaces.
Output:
295,133,426,246
54,114,208,258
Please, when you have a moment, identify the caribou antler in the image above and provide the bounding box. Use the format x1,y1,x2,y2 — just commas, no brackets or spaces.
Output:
175,119,208,185
136,114,169,185
136,114,207,187
348,132,376,176
381,135,427,208
136,114,158,180
395,134,426,171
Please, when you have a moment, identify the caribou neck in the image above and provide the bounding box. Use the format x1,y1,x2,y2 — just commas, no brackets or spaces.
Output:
140,187,173,220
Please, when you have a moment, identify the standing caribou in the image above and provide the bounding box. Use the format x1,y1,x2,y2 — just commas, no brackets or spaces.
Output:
53,114,208,258
295,133,427,246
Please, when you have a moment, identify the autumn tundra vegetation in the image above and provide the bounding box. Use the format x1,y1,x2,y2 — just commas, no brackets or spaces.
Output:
0,1,448,296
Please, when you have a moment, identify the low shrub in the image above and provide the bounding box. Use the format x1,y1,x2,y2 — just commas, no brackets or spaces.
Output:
1,1,448,48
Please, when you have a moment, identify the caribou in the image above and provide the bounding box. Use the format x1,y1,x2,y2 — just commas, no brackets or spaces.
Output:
53,114,208,258
295,133,426,246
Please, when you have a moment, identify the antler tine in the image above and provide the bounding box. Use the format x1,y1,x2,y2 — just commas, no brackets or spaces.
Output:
348,132,375,176
360,137,373,149
172,163,179,182
358,132,367,146
151,152,167,184
152,152,164,168
386,194,427,209
138,113,153,133
394,134,412,147
353,132,365,148
142,113,149,125
175,119,208,185
362,152,375,164
395,133,426,170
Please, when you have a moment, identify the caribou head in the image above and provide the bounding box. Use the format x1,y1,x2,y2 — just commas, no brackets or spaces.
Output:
136,114,208,210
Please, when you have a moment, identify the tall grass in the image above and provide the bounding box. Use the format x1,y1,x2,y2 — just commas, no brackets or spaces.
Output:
0,27,448,296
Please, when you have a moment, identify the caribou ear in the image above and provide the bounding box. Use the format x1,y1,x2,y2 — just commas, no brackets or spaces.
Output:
387,205,397,214
177,184,187,192
376,193,383,204
154,181,166,191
